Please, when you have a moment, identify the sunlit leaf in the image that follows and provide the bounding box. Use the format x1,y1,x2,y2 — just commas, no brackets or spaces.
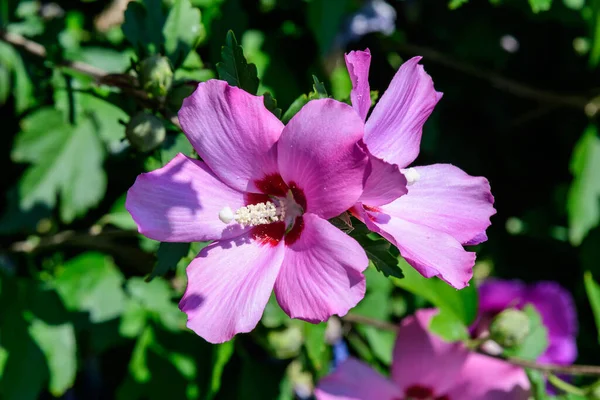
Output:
28,319,76,396
584,271,600,344
528,0,552,12
567,125,600,245
163,0,205,67
53,253,126,323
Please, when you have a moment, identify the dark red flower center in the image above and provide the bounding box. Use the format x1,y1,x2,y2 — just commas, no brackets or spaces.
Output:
247,174,306,246
403,385,449,400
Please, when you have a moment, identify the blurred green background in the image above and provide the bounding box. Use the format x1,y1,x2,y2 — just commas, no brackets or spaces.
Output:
1,0,600,399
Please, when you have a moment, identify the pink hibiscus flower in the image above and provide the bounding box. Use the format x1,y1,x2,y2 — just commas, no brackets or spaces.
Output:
126,80,370,343
345,49,496,289
315,309,530,400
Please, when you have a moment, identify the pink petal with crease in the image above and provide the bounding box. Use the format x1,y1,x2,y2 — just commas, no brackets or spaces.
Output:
344,49,372,121
358,155,408,206
315,358,401,400
364,56,442,169
386,164,495,245
274,214,368,322
277,99,368,219
179,234,285,343
358,204,475,289
178,80,284,193
126,153,248,242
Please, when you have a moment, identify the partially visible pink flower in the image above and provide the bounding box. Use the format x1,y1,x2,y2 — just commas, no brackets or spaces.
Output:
126,80,370,343
476,279,578,365
315,309,530,400
345,49,496,289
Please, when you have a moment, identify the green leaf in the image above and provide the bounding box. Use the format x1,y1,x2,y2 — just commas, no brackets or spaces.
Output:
53,253,126,323
394,258,478,331
352,267,395,364
12,109,106,223
126,277,186,332
448,0,470,9
163,0,205,67
330,65,352,101
281,94,309,124
364,241,404,280
526,369,552,400
100,194,137,230
584,271,600,344
529,0,552,12
216,30,259,95
130,326,153,383
148,242,191,281
429,308,469,341
120,300,148,338
567,125,600,245
122,0,165,56
263,92,282,119
0,41,34,113
206,341,235,400
309,75,328,99
504,305,548,360
28,319,76,396
303,322,329,376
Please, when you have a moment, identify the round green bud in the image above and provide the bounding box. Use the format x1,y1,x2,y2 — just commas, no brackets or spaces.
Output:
488,308,530,348
126,112,166,152
138,55,173,100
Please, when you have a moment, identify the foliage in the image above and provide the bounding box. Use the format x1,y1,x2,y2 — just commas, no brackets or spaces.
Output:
1,0,600,398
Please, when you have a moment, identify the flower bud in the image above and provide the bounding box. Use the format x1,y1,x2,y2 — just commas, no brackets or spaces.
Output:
125,112,166,152
488,308,530,348
138,55,173,100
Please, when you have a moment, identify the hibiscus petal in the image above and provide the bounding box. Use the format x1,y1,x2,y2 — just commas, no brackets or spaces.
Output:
364,204,475,289
274,214,368,322
178,80,284,193
126,153,248,242
478,279,527,313
391,309,469,395
179,234,285,343
387,164,495,245
277,99,368,219
445,353,530,400
315,358,402,400
358,155,408,206
364,57,442,168
344,49,372,121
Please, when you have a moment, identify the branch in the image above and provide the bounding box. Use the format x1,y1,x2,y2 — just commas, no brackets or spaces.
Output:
395,42,595,112
342,314,600,376
0,30,182,128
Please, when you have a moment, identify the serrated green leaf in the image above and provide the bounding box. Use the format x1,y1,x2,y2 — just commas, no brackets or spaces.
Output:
364,241,404,279
163,0,205,68
216,30,259,94
504,305,548,360
28,319,76,396
148,242,191,281
567,125,600,245
53,253,126,323
12,109,106,223
584,271,600,344
529,0,553,12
